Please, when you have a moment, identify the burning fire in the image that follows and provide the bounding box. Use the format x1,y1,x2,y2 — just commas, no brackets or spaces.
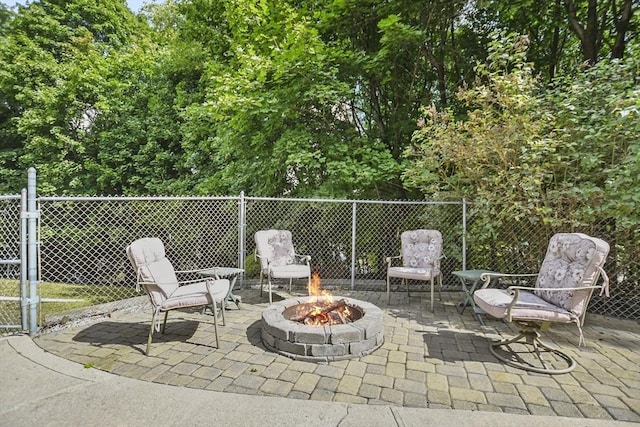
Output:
308,271,331,299
293,271,352,326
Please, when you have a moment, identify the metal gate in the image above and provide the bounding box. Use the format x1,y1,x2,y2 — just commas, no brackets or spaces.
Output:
0,192,24,332
0,169,42,334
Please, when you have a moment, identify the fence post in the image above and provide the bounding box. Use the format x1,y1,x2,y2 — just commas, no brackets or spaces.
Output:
350,201,357,290
27,167,39,335
462,198,467,271
20,189,28,331
238,191,246,286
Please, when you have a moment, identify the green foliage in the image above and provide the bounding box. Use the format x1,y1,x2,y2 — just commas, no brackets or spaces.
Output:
0,0,637,199
406,31,639,230
176,0,404,198
0,0,155,194
544,56,640,228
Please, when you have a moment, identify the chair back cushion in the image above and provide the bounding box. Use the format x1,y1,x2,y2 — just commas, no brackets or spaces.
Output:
126,237,179,306
535,233,609,317
255,230,297,270
400,230,443,274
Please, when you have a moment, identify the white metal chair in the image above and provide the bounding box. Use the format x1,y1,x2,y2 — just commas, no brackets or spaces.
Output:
126,237,230,355
473,232,610,374
386,229,444,312
254,229,311,304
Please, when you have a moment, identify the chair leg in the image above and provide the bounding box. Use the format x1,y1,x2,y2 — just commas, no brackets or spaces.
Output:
430,277,434,312
212,298,219,348
146,310,157,356
289,278,292,294
161,311,168,333
146,310,168,355
220,298,226,326
386,274,391,304
259,273,264,297
268,277,273,304
405,279,410,298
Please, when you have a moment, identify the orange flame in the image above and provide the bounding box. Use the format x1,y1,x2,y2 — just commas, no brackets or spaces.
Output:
293,271,354,326
308,271,332,302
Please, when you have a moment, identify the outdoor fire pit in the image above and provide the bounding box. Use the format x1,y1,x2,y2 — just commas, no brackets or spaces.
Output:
261,294,384,361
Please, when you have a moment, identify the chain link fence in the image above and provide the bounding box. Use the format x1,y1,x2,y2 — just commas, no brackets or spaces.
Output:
242,197,463,290
0,195,22,329
0,194,638,332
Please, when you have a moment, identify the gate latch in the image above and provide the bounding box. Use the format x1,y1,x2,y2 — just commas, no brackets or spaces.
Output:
21,211,41,219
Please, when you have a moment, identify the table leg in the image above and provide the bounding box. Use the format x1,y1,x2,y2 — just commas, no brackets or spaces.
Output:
224,275,242,309
457,278,485,325
457,277,473,314
467,281,485,325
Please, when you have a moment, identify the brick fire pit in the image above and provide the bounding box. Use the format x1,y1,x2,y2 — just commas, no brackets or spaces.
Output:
261,296,384,362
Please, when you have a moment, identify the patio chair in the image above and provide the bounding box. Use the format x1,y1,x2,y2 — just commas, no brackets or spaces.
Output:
254,229,311,304
473,232,610,374
126,237,230,355
386,229,444,312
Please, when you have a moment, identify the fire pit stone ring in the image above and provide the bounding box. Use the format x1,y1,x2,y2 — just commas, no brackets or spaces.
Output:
261,296,384,362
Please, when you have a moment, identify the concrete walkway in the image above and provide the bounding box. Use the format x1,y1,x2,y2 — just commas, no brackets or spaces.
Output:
2,288,639,426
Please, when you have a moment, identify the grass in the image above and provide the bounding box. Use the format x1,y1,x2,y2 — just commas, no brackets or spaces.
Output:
0,279,139,325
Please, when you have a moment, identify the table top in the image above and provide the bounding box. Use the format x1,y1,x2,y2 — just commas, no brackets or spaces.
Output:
452,269,496,281
199,267,244,277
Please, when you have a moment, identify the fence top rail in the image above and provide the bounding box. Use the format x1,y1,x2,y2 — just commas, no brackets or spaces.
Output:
37,195,238,202
245,196,463,206
0,195,21,201
30,194,464,205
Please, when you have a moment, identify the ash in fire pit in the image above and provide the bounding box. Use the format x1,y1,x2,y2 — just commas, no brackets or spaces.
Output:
261,295,384,362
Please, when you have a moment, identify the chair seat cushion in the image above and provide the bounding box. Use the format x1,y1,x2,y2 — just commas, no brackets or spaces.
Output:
161,279,230,311
269,264,310,279
473,288,576,323
388,266,436,281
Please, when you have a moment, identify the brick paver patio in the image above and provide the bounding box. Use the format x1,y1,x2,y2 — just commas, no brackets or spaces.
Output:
34,288,640,422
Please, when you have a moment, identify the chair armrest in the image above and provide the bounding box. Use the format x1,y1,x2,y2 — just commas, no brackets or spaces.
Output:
500,284,604,321
175,267,216,274
254,252,268,269
135,277,203,291
135,280,156,293
294,253,311,264
507,285,603,293
480,272,538,289
204,278,230,303
385,254,401,265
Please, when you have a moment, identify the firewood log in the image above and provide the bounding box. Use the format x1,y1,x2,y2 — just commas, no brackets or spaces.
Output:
289,299,349,322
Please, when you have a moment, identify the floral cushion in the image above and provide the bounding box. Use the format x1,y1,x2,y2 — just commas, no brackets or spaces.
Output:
254,229,297,270
535,233,610,317
400,229,443,275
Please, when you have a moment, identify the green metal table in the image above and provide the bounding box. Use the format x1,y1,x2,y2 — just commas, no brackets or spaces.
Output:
199,267,244,309
452,269,496,325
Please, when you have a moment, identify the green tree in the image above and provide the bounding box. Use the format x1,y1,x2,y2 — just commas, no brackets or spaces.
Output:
544,56,640,228
0,0,163,194
473,0,637,77
317,0,472,197
175,0,403,198
564,0,635,63
406,31,639,229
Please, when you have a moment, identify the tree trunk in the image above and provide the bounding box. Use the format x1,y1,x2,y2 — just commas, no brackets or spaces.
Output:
564,0,599,64
611,0,634,59
549,0,563,80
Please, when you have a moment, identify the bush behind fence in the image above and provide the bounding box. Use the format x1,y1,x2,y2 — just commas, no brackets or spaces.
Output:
0,195,638,329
